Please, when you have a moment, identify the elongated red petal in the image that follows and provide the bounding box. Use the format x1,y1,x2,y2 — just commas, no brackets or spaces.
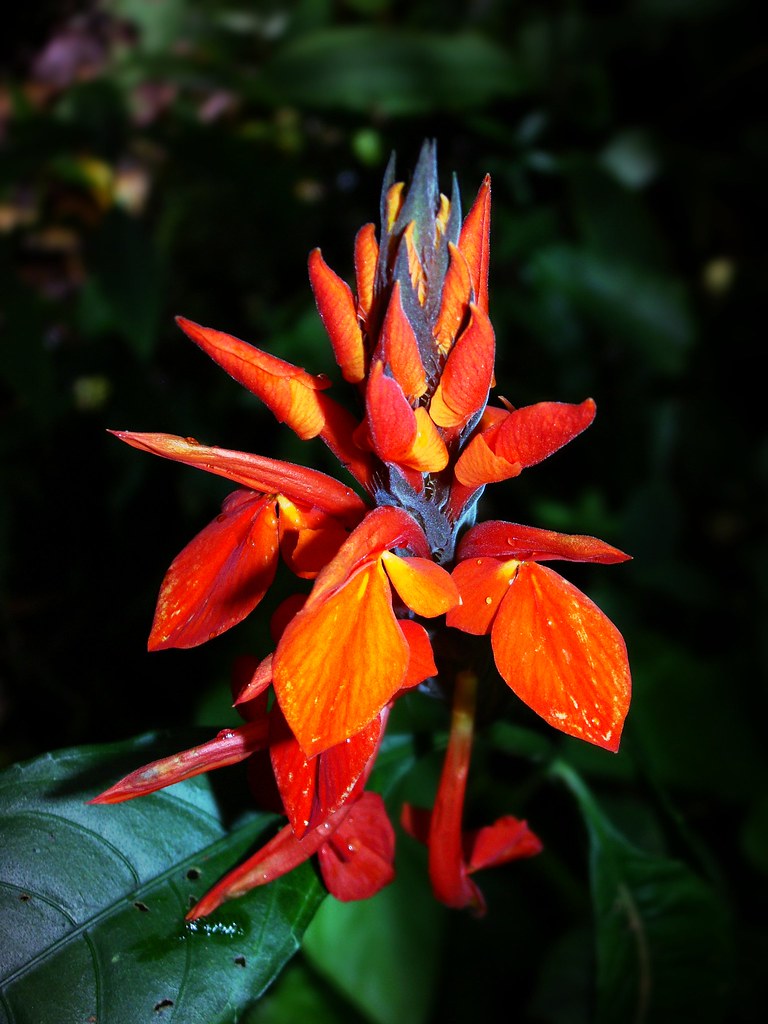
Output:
491,562,631,751
110,431,366,523
399,620,438,689
457,521,631,564
308,249,366,384
318,792,395,901
176,316,331,438
187,805,349,919
149,490,278,650
446,556,518,635
90,721,269,804
381,552,460,617
366,360,418,463
270,709,382,835
429,304,495,428
354,222,378,324
434,242,473,354
274,560,409,755
494,399,596,468
458,175,491,314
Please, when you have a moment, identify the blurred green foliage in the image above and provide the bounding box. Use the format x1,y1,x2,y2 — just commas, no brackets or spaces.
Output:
1,0,766,1021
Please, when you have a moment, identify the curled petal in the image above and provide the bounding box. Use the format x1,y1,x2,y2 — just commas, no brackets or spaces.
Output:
399,620,438,690
380,281,427,400
354,222,378,325
491,562,631,752
434,241,472,354
149,490,279,650
429,304,495,428
232,653,274,710
458,521,631,564
308,248,366,384
111,431,367,523
458,175,491,314
381,552,460,617
466,816,543,873
277,497,350,578
366,360,419,463
176,316,330,438
274,560,409,755
453,431,521,488
318,792,396,901
91,721,269,804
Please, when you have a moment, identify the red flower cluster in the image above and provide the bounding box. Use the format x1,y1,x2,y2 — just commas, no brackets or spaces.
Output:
94,142,631,917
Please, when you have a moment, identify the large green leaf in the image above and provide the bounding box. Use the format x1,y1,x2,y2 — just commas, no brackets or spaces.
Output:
0,734,324,1023
554,763,732,1023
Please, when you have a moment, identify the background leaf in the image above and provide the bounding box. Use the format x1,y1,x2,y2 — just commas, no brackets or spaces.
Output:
0,734,324,1023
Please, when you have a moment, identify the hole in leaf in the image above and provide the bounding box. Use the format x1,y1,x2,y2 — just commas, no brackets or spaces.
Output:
134,901,150,912
19,893,31,902
186,867,201,880
234,956,246,967
154,999,174,1012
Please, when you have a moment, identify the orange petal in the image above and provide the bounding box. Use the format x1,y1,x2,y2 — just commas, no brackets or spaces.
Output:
434,242,472,354
446,557,517,635
149,491,278,650
381,281,427,400
176,316,330,439
491,562,631,751
381,552,460,617
111,431,367,523
277,497,350,578
365,359,418,462
454,431,521,488
494,399,596,469
354,222,378,324
429,304,495,428
308,249,366,384
458,175,491,314
274,560,409,755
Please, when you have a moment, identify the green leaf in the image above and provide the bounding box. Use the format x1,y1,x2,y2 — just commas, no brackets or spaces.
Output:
554,763,733,1024
261,28,522,115
0,734,324,1023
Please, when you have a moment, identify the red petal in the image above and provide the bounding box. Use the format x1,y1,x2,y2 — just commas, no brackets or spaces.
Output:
273,560,409,755
429,305,495,428
454,431,520,488
176,316,330,438
434,242,472,354
399,620,438,689
494,399,596,469
466,816,543,873
446,557,517,635
365,360,418,463
308,249,366,384
491,562,631,751
380,281,426,400
110,431,367,523
270,708,382,835
457,521,631,564
458,176,491,314
149,491,278,650
232,653,273,711
381,552,460,617
90,721,268,804
318,792,395,901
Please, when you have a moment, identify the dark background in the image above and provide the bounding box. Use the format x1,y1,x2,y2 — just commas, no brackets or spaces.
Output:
1,1,766,1021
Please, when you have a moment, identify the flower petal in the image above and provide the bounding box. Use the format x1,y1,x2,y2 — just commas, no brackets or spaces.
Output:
149,490,278,650
457,521,631,564
494,399,596,469
176,316,330,437
399,620,438,689
491,562,631,751
111,431,367,522
429,304,495,428
308,248,366,384
318,792,396,901
354,222,378,325
434,241,473,354
454,431,521,488
380,281,427,400
90,721,268,804
458,175,491,314
270,708,382,835
381,552,460,617
274,560,409,755
465,815,543,873
446,557,518,635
